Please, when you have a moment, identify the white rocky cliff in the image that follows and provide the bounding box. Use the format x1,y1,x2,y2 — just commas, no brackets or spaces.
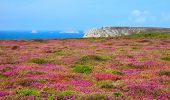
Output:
83,27,170,38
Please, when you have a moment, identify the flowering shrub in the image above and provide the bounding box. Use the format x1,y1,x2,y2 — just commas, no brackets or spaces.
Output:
71,80,93,87
93,73,122,81
128,60,157,69
76,55,110,65
0,35,169,99
159,70,170,77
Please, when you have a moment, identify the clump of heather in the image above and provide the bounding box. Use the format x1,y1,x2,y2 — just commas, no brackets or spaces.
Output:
127,81,168,98
76,55,110,65
162,56,170,61
128,60,157,69
159,70,170,77
71,80,93,87
93,73,122,81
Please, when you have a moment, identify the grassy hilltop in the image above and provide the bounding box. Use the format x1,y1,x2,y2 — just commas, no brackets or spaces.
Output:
0,33,170,99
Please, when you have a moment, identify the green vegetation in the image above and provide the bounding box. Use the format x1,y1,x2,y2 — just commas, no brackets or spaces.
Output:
159,70,170,77
86,94,107,100
126,32,170,39
18,79,35,87
76,55,110,65
113,92,123,98
98,80,114,89
112,70,123,75
72,65,92,73
0,73,8,78
162,56,170,61
30,58,50,64
17,89,39,96
38,79,48,84
58,91,75,99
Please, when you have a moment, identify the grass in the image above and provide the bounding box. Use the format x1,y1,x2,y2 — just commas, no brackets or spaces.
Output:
17,89,39,96
72,65,92,74
112,70,123,75
113,92,124,98
30,58,50,64
57,91,75,99
0,73,8,78
76,55,110,65
126,32,170,39
97,80,114,89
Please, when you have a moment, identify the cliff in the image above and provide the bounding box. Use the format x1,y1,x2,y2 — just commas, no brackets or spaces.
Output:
83,27,170,38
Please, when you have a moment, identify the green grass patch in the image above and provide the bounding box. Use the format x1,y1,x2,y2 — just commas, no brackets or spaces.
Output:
97,80,114,89
113,92,124,98
76,55,110,65
112,70,123,75
72,65,92,74
30,58,50,64
89,46,97,49
0,73,8,78
126,32,170,39
17,89,40,96
57,91,75,99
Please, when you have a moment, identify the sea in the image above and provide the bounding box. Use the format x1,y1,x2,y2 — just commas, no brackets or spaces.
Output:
0,31,84,40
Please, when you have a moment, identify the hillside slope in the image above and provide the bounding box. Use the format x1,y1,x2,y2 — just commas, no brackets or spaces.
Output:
84,27,170,38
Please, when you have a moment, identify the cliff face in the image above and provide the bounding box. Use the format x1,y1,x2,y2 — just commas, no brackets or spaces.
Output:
83,27,170,38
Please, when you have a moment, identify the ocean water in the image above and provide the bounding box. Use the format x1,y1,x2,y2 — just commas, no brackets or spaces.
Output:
0,31,84,40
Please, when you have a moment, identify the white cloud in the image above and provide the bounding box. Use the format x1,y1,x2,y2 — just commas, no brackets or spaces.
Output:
130,10,150,23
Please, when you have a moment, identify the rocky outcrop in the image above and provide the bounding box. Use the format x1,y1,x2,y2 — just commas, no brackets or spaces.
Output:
83,27,170,38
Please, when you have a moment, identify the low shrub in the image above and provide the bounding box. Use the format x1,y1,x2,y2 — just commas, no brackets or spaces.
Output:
11,46,20,50
85,94,107,100
161,56,170,61
113,92,124,98
72,65,92,74
30,58,50,64
76,55,110,65
159,70,170,77
57,91,75,99
97,80,114,89
17,89,39,96
0,73,8,78
112,70,123,75
94,73,122,81
18,79,35,87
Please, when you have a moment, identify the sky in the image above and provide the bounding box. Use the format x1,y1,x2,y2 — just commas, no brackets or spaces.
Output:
0,0,170,31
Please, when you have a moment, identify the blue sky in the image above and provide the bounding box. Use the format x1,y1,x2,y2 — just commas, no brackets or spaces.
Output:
0,0,170,31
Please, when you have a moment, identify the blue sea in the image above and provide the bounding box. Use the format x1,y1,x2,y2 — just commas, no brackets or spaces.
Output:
0,31,84,40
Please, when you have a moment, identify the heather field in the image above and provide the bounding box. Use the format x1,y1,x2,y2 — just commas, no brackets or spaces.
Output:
0,33,170,100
